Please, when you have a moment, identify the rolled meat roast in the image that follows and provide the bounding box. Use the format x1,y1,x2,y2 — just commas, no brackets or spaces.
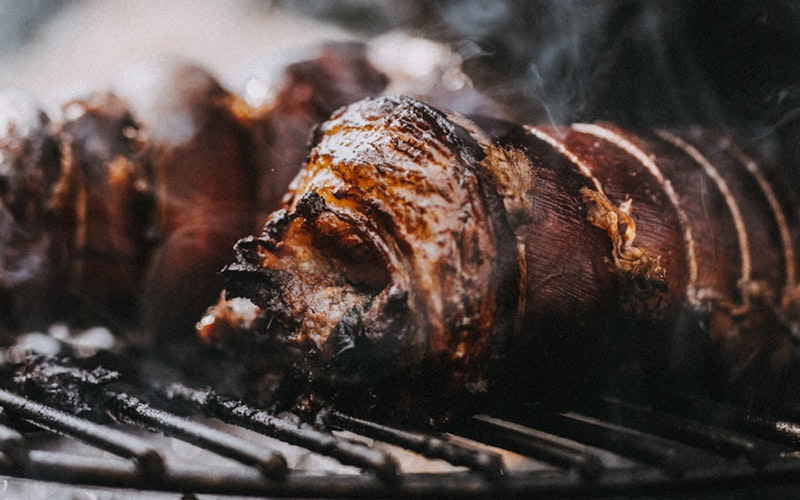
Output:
204,95,800,425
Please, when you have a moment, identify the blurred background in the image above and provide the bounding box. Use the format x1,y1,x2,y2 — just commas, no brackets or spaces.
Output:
2,0,800,181
0,0,352,103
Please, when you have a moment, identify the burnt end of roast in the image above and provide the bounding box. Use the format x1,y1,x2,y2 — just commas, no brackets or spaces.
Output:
219,96,519,425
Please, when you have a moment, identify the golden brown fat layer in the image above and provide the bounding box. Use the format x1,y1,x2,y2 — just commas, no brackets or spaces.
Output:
220,95,800,422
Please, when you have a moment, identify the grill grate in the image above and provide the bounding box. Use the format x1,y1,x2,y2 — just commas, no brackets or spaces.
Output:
1,355,800,498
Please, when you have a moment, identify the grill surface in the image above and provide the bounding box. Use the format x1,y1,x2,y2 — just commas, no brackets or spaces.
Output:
1,338,800,499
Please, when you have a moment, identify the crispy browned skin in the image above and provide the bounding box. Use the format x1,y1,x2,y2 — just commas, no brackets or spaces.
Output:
241,40,509,222
215,95,800,425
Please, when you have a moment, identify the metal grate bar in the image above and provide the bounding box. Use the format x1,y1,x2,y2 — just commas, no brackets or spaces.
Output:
3,390,800,497
5,353,800,497
508,410,715,476
9,449,800,499
109,391,288,479
741,415,800,448
330,411,505,480
466,414,604,478
160,382,399,482
9,355,288,478
0,388,163,476
590,396,788,466
0,407,28,468
647,392,800,449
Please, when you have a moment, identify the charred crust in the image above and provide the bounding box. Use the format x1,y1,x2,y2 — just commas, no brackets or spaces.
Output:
13,356,120,421
321,305,373,378
295,191,327,221
257,210,291,246
223,263,290,298
390,95,487,170
232,236,265,264
222,264,298,330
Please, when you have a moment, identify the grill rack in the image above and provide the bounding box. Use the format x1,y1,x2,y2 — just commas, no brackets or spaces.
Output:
1,356,800,499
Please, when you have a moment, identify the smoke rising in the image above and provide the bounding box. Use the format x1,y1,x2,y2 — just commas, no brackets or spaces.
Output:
287,0,800,184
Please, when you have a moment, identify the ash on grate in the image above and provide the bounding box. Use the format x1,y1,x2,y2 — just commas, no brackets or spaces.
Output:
11,356,120,421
